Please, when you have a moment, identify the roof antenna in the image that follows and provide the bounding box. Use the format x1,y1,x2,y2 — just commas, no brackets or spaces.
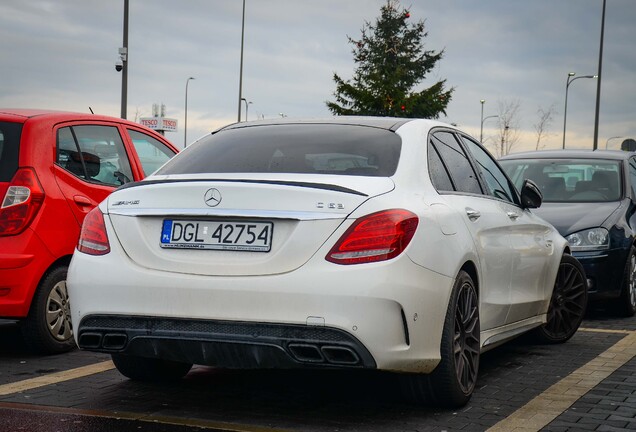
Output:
89,107,94,114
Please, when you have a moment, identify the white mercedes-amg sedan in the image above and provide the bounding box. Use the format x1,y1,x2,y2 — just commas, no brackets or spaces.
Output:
67,117,586,407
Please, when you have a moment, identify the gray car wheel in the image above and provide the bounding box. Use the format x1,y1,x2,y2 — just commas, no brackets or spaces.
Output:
616,246,636,317
22,265,76,354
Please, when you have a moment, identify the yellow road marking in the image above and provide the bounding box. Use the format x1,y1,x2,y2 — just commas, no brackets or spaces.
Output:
0,360,115,396
579,327,632,334
487,329,636,432
0,401,292,432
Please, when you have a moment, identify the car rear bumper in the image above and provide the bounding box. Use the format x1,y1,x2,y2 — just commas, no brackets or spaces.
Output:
68,247,454,374
77,315,377,369
0,230,54,318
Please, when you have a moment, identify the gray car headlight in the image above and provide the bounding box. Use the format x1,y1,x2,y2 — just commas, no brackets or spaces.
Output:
566,227,609,251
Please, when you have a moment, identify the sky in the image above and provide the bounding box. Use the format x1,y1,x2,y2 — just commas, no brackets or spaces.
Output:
1,0,635,154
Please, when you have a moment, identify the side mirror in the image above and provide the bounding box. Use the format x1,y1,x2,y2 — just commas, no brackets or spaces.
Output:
520,179,543,209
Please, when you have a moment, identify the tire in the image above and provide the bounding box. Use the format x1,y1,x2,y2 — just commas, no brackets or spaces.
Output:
533,254,587,344
111,354,192,381
21,265,76,354
614,246,636,317
401,270,480,407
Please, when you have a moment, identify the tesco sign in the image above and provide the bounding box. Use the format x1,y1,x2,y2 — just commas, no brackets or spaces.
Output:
140,117,178,132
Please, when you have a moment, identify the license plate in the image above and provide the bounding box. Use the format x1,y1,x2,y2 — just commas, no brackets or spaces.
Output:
160,219,273,252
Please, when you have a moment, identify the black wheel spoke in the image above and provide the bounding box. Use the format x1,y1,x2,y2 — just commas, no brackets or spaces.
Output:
544,259,587,340
453,281,480,393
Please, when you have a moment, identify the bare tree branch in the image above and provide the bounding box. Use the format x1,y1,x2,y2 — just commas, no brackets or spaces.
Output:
494,99,522,158
534,104,557,150
133,106,145,123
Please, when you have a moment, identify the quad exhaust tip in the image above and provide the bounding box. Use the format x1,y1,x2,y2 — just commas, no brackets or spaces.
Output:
288,343,360,365
78,332,127,351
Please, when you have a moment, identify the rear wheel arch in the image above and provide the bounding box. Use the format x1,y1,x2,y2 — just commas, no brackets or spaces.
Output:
21,255,73,314
31,255,73,302
460,261,479,297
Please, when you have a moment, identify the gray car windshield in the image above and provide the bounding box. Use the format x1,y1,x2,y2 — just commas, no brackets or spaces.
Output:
500,158,622,202
157,124,402,177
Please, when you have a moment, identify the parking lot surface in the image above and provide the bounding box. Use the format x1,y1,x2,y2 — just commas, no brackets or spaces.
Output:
1,310,635,432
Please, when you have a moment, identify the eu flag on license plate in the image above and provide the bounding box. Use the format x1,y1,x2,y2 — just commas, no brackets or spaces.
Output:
161,220,173,243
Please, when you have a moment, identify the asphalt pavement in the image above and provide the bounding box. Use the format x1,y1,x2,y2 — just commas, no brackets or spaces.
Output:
0,309,634,432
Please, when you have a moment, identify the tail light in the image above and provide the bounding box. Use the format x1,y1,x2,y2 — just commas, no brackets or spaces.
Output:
326,209,419,265
78,207,110,255
0,168,45,236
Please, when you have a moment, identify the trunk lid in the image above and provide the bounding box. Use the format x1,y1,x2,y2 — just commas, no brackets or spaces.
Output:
106,174,394,276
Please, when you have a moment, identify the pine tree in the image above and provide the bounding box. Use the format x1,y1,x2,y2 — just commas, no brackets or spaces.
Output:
327,0,453,118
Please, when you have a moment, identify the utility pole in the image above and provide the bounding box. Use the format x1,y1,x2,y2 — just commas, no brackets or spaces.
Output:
237,0,246,122
593,0,606,150
120,0,129,119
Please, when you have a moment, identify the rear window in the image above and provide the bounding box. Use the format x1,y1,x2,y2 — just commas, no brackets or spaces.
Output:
0,122,22,182
156,124,401,177
500,158,622,202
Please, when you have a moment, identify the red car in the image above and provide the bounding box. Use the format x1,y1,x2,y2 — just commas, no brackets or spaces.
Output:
0,109,179,353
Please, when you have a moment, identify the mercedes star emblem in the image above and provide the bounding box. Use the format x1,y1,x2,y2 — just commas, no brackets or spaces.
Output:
204,188,222,207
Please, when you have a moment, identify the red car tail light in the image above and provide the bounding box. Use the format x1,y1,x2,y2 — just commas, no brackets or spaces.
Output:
78,207,110,255
326,209,419,265
0,168,45,236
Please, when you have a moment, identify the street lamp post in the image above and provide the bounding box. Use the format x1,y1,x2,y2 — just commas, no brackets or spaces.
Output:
237,0,246,122
479,100,485,142
241,98,252,121
481,115,498,143
500,125,509,158
184,77,195,148
562,72,597,149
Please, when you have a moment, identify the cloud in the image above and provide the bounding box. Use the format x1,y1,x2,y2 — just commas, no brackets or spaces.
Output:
0,0,634,151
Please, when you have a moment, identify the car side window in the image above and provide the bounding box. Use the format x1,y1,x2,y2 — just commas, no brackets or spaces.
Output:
127,129,176,176
57,125,134,186
427,140,454,191
57,127,88,179
460,135,517,204
629,158,636,198
429,131,482,195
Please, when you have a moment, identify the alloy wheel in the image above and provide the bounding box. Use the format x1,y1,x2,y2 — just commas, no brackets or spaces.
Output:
454,282,480,394
629,253,636,309
46,280,73,341
544,260,586,340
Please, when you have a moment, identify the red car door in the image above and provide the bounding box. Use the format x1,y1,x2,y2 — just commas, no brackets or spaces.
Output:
53,122,133,227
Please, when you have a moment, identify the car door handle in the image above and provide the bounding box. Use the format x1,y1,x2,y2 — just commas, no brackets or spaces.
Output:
73,195,92,207
506,211,520,220
466,208,481,221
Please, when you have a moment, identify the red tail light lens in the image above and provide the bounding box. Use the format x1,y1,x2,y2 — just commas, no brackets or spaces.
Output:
78,207,110,255
0,168,45,236
326,209,419,265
